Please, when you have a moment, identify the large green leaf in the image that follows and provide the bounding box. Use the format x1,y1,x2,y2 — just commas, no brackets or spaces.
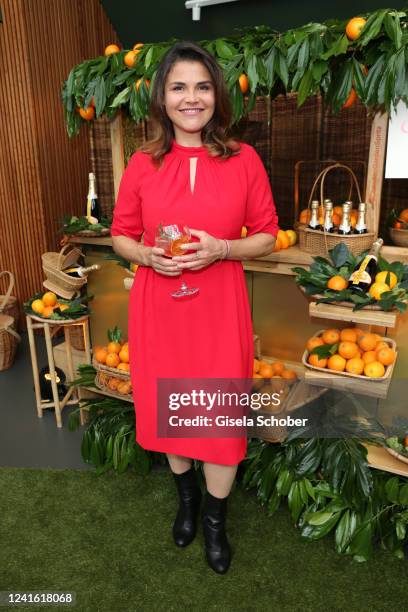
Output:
358,9,388,46
215,39,236,60
384,12,403,49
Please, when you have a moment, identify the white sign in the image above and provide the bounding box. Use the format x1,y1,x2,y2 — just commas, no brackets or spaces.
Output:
385,100,408,179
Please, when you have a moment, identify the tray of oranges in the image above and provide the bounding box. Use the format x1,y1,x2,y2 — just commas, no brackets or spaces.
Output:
95,371,132,401
303,327,397,382
92,326,130,379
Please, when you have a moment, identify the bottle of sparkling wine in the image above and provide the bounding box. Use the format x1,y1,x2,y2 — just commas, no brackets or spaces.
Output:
85,172,101,223
354,202,368,234
322,200,334,233
338,202,353,235
349,238,383,293
308,200,321,230
63,264,100,278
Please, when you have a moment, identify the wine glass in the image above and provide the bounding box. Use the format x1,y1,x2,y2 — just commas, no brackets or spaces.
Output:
155,223,199,299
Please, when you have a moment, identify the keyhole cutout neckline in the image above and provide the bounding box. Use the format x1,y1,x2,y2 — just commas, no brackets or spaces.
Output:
189,157,198,195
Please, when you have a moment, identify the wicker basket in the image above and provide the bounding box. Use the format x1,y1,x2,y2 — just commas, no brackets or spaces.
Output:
0,313,21,371
296,162,376,256
95,370,133,401
42,244,86,299
0,271,19,329
69,325,85,351
389,228,408,247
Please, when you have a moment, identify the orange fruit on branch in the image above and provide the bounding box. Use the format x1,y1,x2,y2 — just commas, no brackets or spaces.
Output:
342,88,357,110
345,17,367,40
133,42,144,51
368,282,390,300
31,299,45,315
238,73,249,94
79,106,95,121
124,50,138,68
42,306,55,318
135,78,150,91
375,270,397,289
327,275,348,291
104,44,120,56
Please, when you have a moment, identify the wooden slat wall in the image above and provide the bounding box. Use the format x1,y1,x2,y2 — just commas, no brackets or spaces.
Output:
0,0,119,325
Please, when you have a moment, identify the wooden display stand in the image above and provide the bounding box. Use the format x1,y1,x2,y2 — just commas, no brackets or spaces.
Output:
26,314,91,428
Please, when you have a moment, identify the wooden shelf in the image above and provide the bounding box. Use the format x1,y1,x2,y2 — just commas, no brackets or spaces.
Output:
82,385,134,403
309,301,397,328
364,443,408,477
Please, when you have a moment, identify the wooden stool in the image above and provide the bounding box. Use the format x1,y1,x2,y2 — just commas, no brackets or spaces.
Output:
26,314,91,428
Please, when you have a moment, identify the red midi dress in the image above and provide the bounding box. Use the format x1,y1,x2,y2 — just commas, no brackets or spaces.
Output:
110,141,279,465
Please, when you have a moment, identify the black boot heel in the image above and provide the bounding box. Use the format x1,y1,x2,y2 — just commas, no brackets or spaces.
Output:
202,491,231,574
172,466,202,547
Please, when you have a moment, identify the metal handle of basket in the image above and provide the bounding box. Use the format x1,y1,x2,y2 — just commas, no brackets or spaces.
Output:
307,163,363,209
0,271,15,313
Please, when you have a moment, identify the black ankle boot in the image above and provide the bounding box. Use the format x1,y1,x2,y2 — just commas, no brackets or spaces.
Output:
202,491,231,574
172,467,202,547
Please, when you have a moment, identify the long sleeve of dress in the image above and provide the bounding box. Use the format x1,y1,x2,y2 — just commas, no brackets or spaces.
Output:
110,152,144,241
244,146,279,237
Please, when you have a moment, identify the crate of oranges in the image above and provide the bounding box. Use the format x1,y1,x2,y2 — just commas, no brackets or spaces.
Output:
303,327,397,384
92,326,130,378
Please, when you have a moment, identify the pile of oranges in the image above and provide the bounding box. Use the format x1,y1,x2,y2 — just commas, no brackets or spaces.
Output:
273,229,297,252
253,358,297,381
94,339,130,373
31,292,69,318
305,327,397,379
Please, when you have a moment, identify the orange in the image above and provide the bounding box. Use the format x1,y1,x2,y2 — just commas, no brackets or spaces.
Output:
338,341,359,360
333,206,343,217
394,221,402,229
376,347,396,366
299,209,311,224
273,237,282,252
106,353,120,368
42,291,57,307
375,271,397,289
399,209,408,223
277,230,290,249
259,363,274,378
117,381,131,395
327,275,348,291
104,44,120,55
369,282,390,300
107,341,121,354
238,73,249,94
372,333,382,343
79,106,95,121
308,353,328,369
327,354,346,372
124,50,138,68
119,346,129,363
253,359,261,373
95,347,108,364
340,328,358,343
375,340,389,353
107,377,120,391
354,327,364,339
42,306,54,318
272,362,285,376
345,357,365,375
31,299,45,315
135,78,150,91
285,229,297,246
362,350,377,365
241,226,248,238
306,337,324,352
133,42,144,51
345,17,367,40
358,333,377,352
117,362,130,372
342,88,357,109
282,369,297,380
322,329,340,345
364,361,385,378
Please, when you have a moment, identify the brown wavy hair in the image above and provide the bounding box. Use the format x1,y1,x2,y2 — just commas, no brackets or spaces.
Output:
141,41,240,164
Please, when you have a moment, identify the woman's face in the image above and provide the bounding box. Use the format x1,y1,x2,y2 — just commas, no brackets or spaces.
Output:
164,60,215,141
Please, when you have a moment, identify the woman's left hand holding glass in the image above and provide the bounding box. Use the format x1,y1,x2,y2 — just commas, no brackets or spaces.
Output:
172,228,226,270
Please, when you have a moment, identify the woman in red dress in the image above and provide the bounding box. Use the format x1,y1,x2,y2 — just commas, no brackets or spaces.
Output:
111,41,279,574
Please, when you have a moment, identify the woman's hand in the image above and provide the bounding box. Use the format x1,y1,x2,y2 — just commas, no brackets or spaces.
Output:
172,229,225,271
149,246,182,276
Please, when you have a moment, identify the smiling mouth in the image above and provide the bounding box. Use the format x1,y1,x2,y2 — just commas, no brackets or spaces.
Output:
179,108,204,114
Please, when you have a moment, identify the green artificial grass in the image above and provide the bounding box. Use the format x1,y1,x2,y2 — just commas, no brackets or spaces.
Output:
0,467,406,612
